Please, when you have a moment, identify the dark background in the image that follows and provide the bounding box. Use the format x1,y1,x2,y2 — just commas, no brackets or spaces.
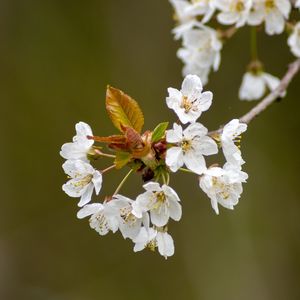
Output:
1,1,300,299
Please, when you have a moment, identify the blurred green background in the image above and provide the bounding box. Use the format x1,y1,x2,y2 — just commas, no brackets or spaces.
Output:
1,1,300,299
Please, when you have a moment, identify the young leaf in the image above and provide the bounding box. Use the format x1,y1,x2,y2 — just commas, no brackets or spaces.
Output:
114,151,132,169
151,122,169,143
106,86,144,133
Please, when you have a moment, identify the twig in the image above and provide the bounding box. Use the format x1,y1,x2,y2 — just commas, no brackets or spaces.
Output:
113,169,133,195
209,58,300,136
101,165,115,174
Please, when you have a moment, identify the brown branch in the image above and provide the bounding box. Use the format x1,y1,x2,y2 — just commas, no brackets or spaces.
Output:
210,58,300,136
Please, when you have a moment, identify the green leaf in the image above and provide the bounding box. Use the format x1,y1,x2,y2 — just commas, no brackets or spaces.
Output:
114,151,132,169
151,122,169,143
106,86,144,133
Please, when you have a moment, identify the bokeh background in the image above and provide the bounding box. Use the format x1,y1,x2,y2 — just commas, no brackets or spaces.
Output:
1,1,300,299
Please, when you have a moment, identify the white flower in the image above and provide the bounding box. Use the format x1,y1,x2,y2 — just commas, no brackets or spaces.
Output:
215,0,252,27
296,0,300,8
248,0,291,35
77,202,120,235
110,194,147,240
288,22,300,58
221,119,247,166
62,160,102,207
166,123,218,174
133,226,158,252
179,25,222,71
132,182,182,227
166,74,213,124
199,163,248,214
133,228,175,259
60,122,94,162
186,0,216,24
170,0,199,39
156,232,175,259
180,61,210,85
239,71,282,101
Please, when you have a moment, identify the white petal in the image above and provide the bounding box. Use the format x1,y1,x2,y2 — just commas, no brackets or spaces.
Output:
166,123,183,143
143,182,161,192
183,122,208,139
77,203,103,219
166,147,184,172
181,74,203,96
168,200,182,221
265,10,285,35
239,72,265,101
92,171,103,195
199,91,213,111
210,198,220,215
193,136,218,156
183,150,206,174
78,184,94,207
150,206,170,227
217,11,239,25
74,122,93,142
166,88,182,109
156,232,175,258
60,143,89,161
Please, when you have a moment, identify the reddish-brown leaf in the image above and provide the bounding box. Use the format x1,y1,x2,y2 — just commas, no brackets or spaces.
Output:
106,86,144,133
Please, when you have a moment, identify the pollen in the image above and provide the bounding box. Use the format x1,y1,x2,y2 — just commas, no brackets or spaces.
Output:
181,96,193,113
147,239,157,252
72,174,92,188
156,191,166,203
181,139,192,152
265,0,275,10
235,0,245,11
120,207,137,225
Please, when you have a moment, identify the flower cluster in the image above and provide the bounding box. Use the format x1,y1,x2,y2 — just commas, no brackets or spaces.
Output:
60,75,248,259
170,0,300,101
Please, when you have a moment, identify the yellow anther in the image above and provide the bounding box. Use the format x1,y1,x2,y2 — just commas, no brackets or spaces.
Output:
265,0,275,10
181,139,192,152
181,96,193,113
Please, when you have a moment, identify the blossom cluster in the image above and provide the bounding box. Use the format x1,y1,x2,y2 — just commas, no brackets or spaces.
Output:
60,74,248,259
170,0,300,101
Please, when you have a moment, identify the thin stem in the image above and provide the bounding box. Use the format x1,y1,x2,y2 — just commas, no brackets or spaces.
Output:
161,172,167,185
250,27,258,61
113,169,133,195
101,165,115,174
179,168,194,174
219,26,238,40
94,149,116,158
166,173,170,185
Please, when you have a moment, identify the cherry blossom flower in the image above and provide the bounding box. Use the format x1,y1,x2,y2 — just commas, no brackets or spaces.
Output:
60,122,94,162
133,228,175,259
186,0,216,23
180,62,210,85
199,163,248,214
62,159,102,207
110,195,148,240
177,26,222,84
77,202,120,235
132,182,182,227
166,122,218,174
133,226,158,252
239,71,282,101
170,0,200,39
215,0,252,27
288,22,300,58
248,0,291,35
166,74,213,124
221,119,247,166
